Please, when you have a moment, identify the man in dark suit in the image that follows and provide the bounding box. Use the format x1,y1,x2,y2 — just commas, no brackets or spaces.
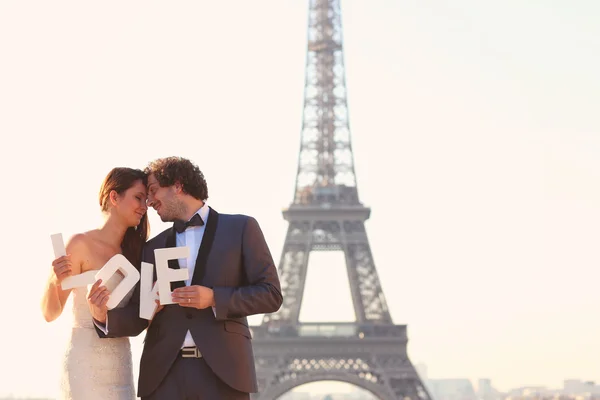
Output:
88,156,283,399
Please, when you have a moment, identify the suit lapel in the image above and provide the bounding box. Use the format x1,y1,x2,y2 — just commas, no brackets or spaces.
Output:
191,206,219,286
165,226,186,290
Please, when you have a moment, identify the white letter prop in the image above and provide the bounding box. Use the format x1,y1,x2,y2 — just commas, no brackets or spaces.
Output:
51,233,96,290
139,262,159,320
50,233,66,257
50,234,190,319
61,270,98,290
51,234,139,308
94,254,140,309
154,247,190,306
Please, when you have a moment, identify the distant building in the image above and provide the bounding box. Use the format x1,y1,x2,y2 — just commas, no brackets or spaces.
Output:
427,379,478,400
505,385,549,398
477,378,503,400
563,379,600,396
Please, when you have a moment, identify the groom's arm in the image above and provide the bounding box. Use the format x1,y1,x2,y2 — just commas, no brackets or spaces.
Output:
94,281,149,338
212,216,283,320
93,247,151,338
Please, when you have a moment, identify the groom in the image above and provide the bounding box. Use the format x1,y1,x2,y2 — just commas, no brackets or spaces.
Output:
88,156,283,399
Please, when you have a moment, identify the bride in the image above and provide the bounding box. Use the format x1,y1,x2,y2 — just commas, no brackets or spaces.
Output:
41,167,149,400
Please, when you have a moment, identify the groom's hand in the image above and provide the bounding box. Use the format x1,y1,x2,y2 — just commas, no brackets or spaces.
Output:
172,285,215,310
87,279,109,323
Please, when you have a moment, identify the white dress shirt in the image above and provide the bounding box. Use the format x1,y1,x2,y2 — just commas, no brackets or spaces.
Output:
176,203,211,348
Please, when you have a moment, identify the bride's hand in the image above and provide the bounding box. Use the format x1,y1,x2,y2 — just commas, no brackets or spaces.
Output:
148,297,164,328
87,279,109,323
154,297,165,316
51,255,73,284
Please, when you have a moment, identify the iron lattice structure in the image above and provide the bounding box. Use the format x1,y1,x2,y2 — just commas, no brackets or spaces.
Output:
251,1,431,399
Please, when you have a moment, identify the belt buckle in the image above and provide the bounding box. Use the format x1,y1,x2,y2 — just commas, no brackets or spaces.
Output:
182,347,201,358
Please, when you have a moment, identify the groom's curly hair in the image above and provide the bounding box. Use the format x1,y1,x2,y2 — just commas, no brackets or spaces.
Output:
145,157,208,201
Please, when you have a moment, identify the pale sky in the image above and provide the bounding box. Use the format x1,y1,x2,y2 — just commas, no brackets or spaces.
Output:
1,0,599,398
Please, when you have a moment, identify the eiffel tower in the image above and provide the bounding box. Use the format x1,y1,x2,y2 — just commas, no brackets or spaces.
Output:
251,1,431,399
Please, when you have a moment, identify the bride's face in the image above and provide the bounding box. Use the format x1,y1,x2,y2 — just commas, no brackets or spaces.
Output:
115,180,148,227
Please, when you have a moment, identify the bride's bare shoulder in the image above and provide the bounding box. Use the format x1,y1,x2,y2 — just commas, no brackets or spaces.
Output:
65,231,96,254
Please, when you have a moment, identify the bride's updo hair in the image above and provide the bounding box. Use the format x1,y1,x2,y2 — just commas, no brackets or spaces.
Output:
99,167,150,268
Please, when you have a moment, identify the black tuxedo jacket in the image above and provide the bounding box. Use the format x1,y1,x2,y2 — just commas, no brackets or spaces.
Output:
96,207,283,397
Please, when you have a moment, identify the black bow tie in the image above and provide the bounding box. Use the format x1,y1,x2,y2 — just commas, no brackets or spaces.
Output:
173,213,204,234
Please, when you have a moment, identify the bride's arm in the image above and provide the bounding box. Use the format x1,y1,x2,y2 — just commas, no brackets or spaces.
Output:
41,234,85,322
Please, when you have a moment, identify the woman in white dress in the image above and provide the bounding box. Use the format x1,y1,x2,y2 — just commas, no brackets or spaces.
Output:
41,167,150,400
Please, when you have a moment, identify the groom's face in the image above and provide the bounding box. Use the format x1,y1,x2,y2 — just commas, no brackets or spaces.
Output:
147,173,179,222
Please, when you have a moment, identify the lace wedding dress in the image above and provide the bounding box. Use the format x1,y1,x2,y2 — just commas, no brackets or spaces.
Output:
59,271,136,400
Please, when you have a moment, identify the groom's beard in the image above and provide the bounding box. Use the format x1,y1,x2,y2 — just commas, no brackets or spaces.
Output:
156,200,186,223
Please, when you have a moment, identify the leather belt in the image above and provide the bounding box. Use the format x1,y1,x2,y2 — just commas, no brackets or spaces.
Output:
180,346,202,358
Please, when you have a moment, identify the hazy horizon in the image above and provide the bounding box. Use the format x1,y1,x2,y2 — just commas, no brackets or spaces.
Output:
1,0,599,397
